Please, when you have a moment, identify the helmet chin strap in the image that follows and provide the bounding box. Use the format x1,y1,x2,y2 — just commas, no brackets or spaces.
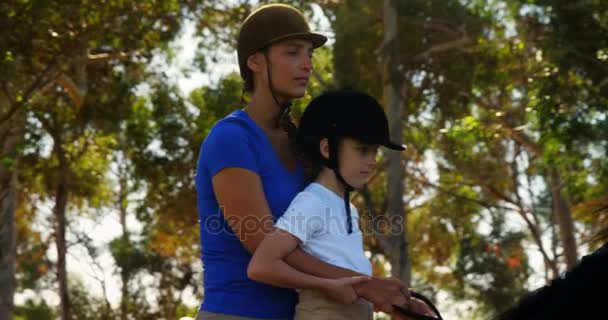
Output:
325,135,354,234
263,51,292,128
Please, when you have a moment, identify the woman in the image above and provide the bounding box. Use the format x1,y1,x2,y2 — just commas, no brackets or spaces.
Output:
195,4,413,320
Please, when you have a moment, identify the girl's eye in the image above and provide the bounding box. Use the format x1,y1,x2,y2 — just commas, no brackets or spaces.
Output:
358,146,378,155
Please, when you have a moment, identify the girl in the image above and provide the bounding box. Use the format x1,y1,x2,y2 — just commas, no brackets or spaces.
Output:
247,89,408,320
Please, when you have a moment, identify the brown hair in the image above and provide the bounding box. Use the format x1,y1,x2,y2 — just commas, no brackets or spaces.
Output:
242,69,254,93
279,106,299,165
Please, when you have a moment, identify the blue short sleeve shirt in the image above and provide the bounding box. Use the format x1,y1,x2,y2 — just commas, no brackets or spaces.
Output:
195,110,308,319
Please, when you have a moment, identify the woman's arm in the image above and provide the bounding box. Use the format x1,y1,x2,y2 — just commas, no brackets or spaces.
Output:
212,168,275,253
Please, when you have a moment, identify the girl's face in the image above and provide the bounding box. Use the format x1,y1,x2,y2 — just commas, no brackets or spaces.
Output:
337,138,379,189
253,39,314,100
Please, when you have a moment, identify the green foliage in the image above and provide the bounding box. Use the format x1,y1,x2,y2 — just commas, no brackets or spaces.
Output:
14,299,55,320
68,279,114,320
14,193,52,291
109,234,151,278
453,215,530,317
330,0,384,95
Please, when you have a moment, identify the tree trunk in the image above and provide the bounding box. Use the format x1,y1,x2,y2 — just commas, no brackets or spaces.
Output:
549,168,578,269
0,91,22,320
0,166,16,320
54,143,71,320
118,157,129,320
381,0,411,286
159,271,177,320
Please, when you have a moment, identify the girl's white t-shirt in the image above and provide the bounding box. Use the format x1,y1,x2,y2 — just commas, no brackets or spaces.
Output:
275,182,372,275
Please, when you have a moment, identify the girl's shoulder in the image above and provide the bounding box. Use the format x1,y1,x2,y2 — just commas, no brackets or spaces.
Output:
283,185,333,218
288,188,325,210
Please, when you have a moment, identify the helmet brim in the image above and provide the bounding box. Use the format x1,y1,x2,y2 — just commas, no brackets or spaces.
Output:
383,141,406,151
358,136,406,151
268,32,328,49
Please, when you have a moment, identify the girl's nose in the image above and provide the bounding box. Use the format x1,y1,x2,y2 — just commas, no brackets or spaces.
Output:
368,154,377,166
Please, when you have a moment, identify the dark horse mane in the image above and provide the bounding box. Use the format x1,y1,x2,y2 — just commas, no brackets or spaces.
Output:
498,202,608,320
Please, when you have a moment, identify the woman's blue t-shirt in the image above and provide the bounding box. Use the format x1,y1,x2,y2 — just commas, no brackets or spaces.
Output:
195,110,307,319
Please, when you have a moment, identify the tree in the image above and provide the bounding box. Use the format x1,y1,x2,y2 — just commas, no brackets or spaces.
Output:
1,1,207,318
381,0,410,285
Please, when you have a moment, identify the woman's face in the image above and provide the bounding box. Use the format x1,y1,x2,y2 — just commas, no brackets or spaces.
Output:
260,39,314,99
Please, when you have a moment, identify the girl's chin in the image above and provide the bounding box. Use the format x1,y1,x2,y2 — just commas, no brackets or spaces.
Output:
348,181,366,190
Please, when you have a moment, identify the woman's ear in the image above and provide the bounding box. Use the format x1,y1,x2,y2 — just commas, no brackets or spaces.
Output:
319,138,330,160
246,52,265,73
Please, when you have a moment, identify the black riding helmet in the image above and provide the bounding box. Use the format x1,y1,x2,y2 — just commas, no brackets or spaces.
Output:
297,89,405,234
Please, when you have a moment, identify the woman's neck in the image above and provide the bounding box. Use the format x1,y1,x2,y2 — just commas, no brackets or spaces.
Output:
244,88,290,132
315,168,346,197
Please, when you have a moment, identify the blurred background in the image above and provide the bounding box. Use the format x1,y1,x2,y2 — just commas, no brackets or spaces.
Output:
1,0,607,319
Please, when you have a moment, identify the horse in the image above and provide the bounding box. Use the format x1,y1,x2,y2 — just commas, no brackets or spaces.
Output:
498,202,608,320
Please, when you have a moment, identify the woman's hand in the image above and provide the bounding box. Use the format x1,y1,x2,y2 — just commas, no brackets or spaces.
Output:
319,276,372,304
391,296,438,320
354,276,411,313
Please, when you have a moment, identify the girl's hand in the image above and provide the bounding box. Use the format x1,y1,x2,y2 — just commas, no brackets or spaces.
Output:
320,276,372,304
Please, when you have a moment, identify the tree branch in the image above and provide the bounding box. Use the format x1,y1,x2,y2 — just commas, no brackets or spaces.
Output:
409,166,514,212
509,145,559,275
517,206,559,276
412,36,474,63
360,184,391,255
87,51,138,65
56,73,85,108
0,57,60,125
459,90,544,156
1,82,16,106
412,20,461,37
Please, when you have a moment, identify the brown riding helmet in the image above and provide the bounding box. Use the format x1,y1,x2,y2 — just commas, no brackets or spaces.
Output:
237,4,327,88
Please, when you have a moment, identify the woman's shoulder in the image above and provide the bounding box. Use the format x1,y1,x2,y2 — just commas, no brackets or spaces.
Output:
208,111,256,138
203,111,260,147
198,111,263,172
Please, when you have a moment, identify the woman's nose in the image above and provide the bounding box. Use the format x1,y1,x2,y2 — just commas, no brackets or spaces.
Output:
301,55,313,71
